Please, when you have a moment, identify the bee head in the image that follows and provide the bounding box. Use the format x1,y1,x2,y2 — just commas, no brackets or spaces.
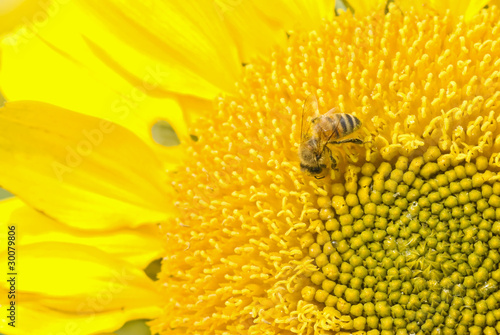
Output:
300,163,324,176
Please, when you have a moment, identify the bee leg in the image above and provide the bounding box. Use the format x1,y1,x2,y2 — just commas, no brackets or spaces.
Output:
331,159,338,170
330,138,363,145
324,146,338,170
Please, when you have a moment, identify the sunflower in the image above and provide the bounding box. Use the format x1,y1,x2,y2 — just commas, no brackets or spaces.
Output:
1,0,500,334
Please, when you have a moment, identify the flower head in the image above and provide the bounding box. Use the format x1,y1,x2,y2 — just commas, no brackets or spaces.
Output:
153,3,500,334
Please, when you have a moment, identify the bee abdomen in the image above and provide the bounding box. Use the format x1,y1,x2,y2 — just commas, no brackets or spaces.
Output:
336,113,362,136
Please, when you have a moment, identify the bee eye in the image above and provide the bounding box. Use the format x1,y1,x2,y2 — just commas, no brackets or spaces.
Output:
311,166,323,174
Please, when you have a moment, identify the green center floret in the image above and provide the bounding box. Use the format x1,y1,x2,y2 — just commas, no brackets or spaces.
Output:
301,146,500,335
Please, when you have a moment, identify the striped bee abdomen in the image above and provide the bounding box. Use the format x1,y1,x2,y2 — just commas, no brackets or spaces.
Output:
333,113,362,139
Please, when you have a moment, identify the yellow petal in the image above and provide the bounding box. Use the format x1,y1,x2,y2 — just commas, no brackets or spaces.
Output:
0,0,42,37
0,198,163,268
215,0,286,63
255,0,336,28
1,0,240,105
216,0,335,63
464,0,491,20
0,293,161,335
0,0,226,148
215,0,335,63
1,26,189,149
396,0,490,19
251,0,336,29
0,242,162,334
80,0,241,96
427,0,489,18
344,0,386,15
0,101,174,230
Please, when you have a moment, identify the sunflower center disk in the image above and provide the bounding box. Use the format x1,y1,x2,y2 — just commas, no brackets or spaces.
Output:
302,146,500,334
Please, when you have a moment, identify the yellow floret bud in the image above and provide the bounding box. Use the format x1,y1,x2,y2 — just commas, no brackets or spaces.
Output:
301,286,316,301
420,162,440,180
317,196,332,208
361,163,376,176
332,183,345,196
476,156,489,171
423,146,441,162
332,195,349,215
409,157,424,174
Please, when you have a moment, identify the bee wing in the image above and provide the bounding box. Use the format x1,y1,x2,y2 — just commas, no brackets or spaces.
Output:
317,108,341,155
300,94,320,143
324,107,341,141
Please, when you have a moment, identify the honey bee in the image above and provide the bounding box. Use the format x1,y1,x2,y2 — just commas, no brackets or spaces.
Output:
298,94,363,177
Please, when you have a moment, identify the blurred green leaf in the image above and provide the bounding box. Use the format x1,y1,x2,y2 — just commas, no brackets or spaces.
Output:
0,93,10,200
0,188,13,200
144,258,162,281
336,0,348,12
151,120,180,147
115,319,152,335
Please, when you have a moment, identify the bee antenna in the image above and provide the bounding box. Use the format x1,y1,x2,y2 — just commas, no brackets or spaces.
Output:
300,98,306,141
